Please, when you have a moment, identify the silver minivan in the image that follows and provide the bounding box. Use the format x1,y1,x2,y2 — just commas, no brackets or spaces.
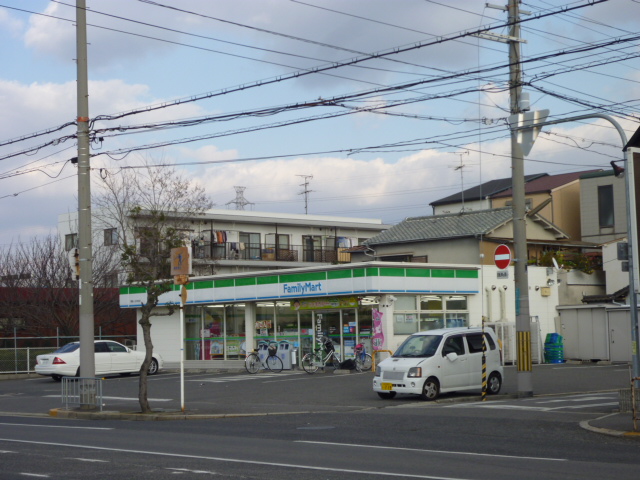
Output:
373,327,504,400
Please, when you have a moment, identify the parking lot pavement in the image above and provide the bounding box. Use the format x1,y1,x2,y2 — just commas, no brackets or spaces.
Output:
1,364,638,435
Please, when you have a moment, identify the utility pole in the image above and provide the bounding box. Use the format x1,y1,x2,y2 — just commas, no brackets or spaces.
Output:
507,0,533,397
76,0,96,387
480,0,533,396
297,174,313,214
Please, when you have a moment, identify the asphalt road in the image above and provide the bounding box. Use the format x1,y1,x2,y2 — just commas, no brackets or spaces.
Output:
0,363,637,480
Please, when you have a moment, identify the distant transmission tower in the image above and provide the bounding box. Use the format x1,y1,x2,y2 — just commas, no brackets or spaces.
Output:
226,186,254,210
297,174,313,214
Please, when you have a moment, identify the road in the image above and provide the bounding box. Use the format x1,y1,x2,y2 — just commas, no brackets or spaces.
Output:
0,364,637,479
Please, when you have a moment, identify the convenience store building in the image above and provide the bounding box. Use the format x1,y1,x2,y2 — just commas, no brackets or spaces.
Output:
119,261,484,368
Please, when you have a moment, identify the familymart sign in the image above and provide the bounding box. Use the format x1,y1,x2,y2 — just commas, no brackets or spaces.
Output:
119,264,479,308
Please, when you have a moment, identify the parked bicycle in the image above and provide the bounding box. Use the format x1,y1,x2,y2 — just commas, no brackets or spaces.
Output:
245,342,283,374
301,336,341,374
354,343,373,372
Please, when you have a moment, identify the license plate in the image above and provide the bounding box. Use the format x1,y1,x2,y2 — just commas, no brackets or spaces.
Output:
41,359,49,365
381,382,393,391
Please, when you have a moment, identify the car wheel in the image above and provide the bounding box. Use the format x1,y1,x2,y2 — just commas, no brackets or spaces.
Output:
420,377,440,401
52,375,62,382
75,367,81,377
148,358,159,375
377,391,397,399
487,372,502,395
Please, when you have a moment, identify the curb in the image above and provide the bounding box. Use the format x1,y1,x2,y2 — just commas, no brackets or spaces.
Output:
579,414,640,438
49,408,318,421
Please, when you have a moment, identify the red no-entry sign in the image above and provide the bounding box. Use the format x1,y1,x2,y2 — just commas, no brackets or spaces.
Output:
494,244,512,269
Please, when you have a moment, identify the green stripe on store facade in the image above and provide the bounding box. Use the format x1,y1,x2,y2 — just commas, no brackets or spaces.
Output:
279,271,327,283
235,277,256,287
327,269,353,280
214,279,234,288
431,269,455,278
455,270,478,278
257,276,279,285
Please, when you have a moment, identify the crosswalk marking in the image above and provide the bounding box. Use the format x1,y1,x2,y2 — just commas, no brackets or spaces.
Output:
190,372,304,383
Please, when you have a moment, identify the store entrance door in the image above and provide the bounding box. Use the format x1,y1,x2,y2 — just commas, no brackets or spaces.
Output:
314,310,349,358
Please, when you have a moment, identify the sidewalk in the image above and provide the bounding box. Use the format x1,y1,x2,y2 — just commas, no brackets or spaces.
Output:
580,412,640,437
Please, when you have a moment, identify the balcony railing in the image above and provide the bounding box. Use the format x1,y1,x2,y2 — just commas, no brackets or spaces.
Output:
192,242,351,263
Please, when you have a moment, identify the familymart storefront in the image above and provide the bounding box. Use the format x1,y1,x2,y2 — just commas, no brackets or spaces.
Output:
119,262,481,368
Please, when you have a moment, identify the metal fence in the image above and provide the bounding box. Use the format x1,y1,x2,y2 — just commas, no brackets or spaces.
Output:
62,377,104,411
0,347,55,374
0,334,136,374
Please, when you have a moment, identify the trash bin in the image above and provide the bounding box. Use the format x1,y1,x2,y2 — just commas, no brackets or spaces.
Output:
277,341,292,370
544,333,564,363
291,348,298,368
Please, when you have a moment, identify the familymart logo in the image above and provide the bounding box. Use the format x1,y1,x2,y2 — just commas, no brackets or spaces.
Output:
283,282,324,295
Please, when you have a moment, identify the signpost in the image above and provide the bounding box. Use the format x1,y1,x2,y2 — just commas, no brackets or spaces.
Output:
494,244,512,270
171,247,192,413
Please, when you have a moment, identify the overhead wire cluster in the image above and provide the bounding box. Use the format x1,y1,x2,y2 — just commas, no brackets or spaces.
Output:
0,0,637,217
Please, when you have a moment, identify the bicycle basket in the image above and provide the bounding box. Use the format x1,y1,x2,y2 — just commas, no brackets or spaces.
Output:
268,344,278,356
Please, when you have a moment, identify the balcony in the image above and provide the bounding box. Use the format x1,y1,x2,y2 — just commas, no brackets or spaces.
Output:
191,242,351,264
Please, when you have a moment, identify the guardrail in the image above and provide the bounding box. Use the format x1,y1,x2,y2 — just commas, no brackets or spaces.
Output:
61,377,104,411
372,349,394,371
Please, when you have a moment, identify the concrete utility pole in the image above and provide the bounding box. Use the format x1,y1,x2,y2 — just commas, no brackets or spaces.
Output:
76,0,95,382
507,0,533,397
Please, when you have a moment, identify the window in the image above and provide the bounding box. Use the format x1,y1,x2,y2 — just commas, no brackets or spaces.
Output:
302,235,321,262
442,336,465,356
466,333,496,353
393,295,470,335
106,342,127,353
65,233,78,252
239,232,261,260
598,185,614,227
104,228,118,246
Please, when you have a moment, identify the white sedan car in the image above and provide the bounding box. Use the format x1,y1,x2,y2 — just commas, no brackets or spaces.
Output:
35,340,163,381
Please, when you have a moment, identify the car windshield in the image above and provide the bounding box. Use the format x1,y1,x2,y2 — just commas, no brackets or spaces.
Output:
54,343,80,354
393,334,442,358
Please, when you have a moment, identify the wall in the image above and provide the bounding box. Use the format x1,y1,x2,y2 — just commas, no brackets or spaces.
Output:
432,198,490,215
602,240,628,295
580,173,627,244
557,269,606,304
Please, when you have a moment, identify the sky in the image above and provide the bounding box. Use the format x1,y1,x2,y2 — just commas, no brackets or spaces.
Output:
1,0,639,247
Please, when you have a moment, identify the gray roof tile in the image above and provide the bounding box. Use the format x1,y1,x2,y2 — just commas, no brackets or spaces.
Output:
366,208,514,245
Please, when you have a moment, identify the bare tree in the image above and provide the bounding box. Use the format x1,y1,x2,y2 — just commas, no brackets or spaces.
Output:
0,235,126,339
93,161,213,413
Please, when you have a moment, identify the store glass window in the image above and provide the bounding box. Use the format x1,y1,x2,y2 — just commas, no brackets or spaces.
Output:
393,294,469,335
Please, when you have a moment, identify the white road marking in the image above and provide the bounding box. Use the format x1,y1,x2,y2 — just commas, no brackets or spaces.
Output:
0,438,485,480
19,474,49,478
67,457,108,463
0,422,112,430
296,441,567,462
43,395,172,402
166,468,218,474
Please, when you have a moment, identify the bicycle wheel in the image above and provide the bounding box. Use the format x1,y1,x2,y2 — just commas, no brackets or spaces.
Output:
301,353,319,374
355,353,373,372
328,352,341,370
265,354,283,373
245,353,260,374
